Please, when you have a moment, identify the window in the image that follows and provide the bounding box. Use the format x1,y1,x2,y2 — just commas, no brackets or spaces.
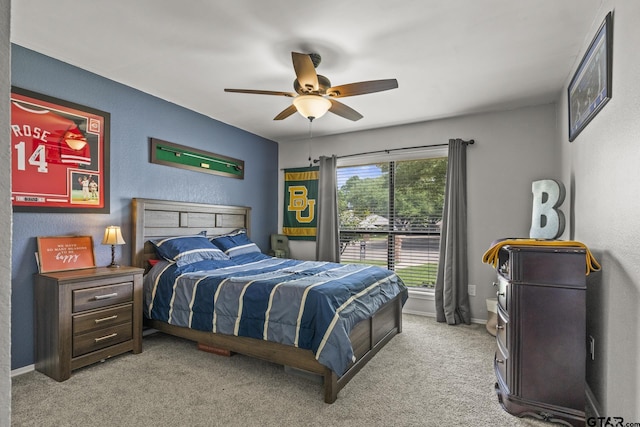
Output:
337,155,447,290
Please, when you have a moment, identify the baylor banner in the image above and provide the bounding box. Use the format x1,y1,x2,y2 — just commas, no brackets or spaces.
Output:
283,166,318,241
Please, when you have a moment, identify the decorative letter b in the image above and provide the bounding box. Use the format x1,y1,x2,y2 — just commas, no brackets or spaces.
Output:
529,179,565,239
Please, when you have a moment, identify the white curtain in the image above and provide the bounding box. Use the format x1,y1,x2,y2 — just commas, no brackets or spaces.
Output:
435,139,471,325
315,155,340,262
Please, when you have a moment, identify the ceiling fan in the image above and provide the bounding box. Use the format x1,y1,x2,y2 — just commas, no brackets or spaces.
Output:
224,52,398,122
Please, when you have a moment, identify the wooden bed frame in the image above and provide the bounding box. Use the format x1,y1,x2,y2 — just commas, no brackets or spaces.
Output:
131,198,405,403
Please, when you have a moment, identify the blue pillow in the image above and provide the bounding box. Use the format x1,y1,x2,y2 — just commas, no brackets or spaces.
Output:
209,229,261,258
151,235,230,267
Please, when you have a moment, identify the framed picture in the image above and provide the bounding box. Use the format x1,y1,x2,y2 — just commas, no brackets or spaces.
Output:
10,87,110,212
568,12,613,142
36,236,96,273
150,137,244,179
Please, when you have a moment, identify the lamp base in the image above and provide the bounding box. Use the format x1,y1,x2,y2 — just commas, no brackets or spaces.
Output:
108,244,120,268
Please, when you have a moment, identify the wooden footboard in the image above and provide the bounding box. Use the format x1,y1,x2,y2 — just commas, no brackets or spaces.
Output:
145,290,405,403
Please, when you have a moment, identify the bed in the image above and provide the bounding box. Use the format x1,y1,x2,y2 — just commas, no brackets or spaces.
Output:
131,198,407,403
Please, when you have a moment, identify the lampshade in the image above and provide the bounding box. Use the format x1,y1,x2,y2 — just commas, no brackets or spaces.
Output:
102,226,125,246
293,95,331,121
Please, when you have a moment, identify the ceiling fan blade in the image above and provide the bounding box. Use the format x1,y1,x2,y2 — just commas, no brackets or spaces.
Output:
329,99,363,121
291,52,319,93
327,79,398,98
273,104,298,121
224,88,296,97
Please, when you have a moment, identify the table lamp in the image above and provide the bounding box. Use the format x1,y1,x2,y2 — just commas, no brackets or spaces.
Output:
102,226,125,268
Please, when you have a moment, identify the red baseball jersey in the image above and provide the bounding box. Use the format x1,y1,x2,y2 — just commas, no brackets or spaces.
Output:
11,101,92,197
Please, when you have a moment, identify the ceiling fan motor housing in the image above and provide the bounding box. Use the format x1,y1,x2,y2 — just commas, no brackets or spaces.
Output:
308,53,322,68
294,74,331,95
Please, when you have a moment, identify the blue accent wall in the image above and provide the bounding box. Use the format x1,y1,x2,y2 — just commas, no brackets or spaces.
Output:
10,45,279,369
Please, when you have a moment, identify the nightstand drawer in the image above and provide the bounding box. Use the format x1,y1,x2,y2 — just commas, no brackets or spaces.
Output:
73,322,132,357
73,304,132,335
73,282,133,312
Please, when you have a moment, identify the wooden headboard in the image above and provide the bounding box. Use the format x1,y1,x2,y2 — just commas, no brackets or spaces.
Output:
131,198,251,269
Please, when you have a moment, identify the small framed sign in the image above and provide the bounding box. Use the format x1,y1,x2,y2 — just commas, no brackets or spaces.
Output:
36,236,96,273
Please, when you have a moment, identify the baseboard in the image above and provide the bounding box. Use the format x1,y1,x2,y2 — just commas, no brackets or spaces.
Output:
11,364,34,378
470,317,486,325
402,308,433,316
142,327,158,337
403,309,487,326
586,383,601,418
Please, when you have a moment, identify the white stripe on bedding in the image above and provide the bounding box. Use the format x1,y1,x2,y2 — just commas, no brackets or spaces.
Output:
188,276,208,328
167,273,189,324
233,280,257,335
212,278,230,333
147,262,174,318
263,281,290,340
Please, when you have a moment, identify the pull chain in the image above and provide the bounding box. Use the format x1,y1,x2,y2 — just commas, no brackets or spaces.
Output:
308,120,313,166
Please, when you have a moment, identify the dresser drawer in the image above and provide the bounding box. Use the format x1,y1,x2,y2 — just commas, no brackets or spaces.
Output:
495,344,509,392
496,304,508,349
493,350,510,393
496,275,509,311
73,322,132,357
73,282,133,312
73,304,132,335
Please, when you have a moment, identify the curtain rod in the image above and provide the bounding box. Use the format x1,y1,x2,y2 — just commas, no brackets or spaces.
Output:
312,139,475,163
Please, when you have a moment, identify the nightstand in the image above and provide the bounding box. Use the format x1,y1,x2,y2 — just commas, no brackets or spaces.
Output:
34,266,144,381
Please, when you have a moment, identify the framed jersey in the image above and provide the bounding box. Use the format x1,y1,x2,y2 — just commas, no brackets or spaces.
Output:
10,87,110,213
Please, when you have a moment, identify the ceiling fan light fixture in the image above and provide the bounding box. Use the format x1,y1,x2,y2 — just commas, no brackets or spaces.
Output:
293,95,331,121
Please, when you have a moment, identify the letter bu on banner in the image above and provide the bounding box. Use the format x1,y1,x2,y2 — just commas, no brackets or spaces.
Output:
283,167,318,241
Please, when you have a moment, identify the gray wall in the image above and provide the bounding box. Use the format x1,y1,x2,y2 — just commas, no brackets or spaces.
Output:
278,103,561,321
558,0,639,420
10,45,279,370
1,0,12,423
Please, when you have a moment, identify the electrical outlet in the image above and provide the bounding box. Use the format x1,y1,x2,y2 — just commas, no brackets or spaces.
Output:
589,335,595,360
467,284,476,296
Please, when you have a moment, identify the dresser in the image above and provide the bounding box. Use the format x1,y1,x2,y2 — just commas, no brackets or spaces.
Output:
493,245,586,426
34,266,144,381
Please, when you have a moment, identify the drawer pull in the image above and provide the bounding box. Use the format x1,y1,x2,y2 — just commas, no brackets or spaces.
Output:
94,315,118,324
496,325,504,330
496,359,505,364
94,293,118,301
94,333,118,343
496,291,505,297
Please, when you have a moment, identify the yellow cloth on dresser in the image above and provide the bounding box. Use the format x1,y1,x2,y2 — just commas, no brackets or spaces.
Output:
482,238,601,275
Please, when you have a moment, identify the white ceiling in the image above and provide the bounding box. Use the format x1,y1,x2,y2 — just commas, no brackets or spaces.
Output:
10,0,605,143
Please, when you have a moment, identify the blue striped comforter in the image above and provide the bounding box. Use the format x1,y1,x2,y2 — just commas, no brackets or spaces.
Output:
144,253,407,376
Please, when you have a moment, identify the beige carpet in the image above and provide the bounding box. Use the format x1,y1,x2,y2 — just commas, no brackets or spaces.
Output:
12,314,551,426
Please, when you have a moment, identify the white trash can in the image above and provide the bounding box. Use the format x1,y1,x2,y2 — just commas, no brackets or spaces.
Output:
486,298,498,336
